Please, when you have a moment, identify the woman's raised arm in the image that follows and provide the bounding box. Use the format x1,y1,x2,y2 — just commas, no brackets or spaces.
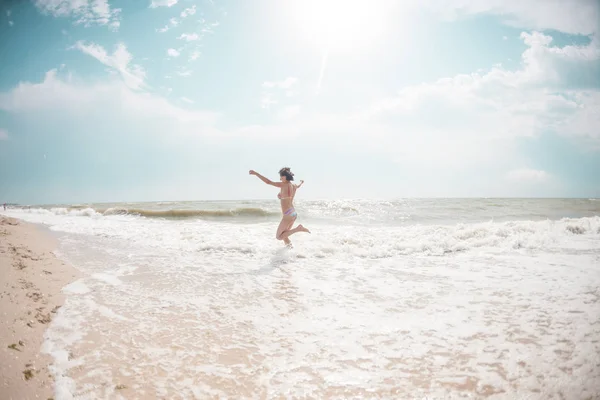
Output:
249,170,283,187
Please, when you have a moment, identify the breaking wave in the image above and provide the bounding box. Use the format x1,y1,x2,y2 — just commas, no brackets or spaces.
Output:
14,206,278,219
101,207,276,218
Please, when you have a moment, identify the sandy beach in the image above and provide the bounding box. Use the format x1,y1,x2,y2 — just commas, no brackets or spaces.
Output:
0,216,79,400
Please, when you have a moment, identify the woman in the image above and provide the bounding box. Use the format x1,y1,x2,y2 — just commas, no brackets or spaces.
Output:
249,167,310,247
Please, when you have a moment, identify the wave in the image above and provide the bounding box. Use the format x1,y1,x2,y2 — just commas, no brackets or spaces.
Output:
48,207,100,217
102,207,278,218
6,206,599,258
15,206,278,219
323,216,600,258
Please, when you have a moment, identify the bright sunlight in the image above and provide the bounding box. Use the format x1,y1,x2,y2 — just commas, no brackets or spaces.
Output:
287,0,393,51
285,0,396,94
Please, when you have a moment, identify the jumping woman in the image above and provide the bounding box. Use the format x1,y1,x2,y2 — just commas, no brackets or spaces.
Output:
249,167,310,247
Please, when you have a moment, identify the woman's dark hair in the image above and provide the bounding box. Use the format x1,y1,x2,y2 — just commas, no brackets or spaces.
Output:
279,167,294,181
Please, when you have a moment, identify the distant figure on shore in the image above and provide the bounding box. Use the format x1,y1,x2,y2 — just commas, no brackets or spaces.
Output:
3,203,5,211
249,167,310,247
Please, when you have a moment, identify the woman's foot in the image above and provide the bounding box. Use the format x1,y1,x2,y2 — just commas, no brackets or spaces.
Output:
297,225,311,234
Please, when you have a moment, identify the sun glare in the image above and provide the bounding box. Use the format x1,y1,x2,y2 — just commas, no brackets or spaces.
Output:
288,0,392,51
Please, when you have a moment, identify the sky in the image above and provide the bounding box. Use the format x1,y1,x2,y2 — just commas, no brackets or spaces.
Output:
0,0,599,204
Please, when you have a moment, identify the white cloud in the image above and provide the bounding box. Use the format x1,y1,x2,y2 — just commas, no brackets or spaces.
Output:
503,35,508,40
157,17,179,32
189,50,201,61
73,41,146,90
364,31,600,148
167,48,180,57
180,5,196,18
178,33,200,41
156,5,195,31
0,128,8,140
181,97,194,104
0,69,218,126
263,77,298,89
176,68,192,77
505,168,550,183
156,4,196,33
8,20,14,27
260,77,299,111
554,91,600,147
424,0,599,35
150,0,178,8
260,94,277,110
6,10,11,17
34,0,121,30
220,29,600,172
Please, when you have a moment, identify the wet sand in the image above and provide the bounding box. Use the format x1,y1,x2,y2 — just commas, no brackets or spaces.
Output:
0,216,79,400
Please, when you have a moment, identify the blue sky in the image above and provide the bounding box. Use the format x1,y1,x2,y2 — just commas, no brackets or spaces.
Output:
0,0,599,204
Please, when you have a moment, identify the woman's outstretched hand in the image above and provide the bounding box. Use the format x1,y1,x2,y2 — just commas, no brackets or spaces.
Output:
249,170,274,185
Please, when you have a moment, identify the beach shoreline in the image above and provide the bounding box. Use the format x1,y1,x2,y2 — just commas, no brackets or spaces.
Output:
1,203,598,398
0,216,80,400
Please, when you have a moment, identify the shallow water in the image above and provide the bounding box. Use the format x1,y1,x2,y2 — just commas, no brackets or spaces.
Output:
4,198,600,399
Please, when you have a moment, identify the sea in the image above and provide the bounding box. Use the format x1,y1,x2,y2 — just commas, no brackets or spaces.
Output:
2,198,600,400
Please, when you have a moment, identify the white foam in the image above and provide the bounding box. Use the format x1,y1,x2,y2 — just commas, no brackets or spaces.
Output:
63,280,90,294
42,298,87,400
6,207,600,399
91,273,122,286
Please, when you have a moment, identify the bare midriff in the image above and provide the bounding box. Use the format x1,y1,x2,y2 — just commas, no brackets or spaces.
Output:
280,198,293,214
278,183,296,215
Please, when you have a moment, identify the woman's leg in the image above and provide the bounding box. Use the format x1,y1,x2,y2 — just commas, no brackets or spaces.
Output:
279,224,310,240
276,216,295,244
